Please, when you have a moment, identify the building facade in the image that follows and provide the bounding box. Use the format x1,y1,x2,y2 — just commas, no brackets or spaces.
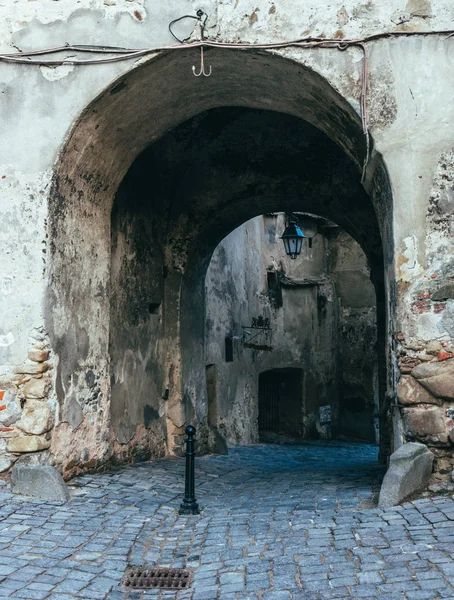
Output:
0,0,454,478
205,214,378,447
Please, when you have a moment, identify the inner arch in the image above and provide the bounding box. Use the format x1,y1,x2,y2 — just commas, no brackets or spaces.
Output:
47,49,393,474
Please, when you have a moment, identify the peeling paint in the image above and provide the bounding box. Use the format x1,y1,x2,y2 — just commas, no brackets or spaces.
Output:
0,333,14,347
0,0,147,30
367,62,398,131
1,278,13,296
39,63,75,81
399,236,423,281
0,0,453,475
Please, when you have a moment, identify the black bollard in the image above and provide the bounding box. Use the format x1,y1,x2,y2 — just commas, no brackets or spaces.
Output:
179,425,200,515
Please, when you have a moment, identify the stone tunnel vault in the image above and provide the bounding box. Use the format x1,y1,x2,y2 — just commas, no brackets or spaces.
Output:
46,48,394,474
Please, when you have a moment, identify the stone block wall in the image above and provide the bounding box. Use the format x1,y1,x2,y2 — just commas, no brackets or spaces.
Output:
397,350,454,476
0,328,55,473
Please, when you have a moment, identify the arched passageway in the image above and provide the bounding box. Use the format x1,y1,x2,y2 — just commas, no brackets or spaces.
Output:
46,49,394,475
205,212,379,448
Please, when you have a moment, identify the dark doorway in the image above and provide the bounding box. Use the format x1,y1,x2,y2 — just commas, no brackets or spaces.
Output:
258,368,303,440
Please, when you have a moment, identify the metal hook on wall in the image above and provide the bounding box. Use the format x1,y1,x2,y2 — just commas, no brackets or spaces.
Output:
192,46,212,77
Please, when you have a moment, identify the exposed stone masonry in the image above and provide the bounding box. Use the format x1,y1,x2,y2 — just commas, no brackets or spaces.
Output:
0,328,54,473
397,348,454,476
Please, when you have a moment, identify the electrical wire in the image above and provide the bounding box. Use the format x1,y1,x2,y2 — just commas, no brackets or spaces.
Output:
168,9,208,43
1,27,452,180
1,30,453,65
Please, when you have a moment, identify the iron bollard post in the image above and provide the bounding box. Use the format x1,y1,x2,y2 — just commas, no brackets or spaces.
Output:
179,425,200,515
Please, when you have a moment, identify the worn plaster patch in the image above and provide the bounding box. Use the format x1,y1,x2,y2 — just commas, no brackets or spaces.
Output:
405,0,432,18
39,63,75,82
399,235,423,281
337,6,349,26
391,11,411,25
415,312,448,343
0,332,14,347
0,0,147,32
1,277,13,295
440,300,454,338
427,148,454,231
62,392,84,430
425,148,454,266
367,63,397,131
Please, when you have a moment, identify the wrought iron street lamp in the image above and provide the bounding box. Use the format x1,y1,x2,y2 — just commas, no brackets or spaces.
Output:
281,216,306,259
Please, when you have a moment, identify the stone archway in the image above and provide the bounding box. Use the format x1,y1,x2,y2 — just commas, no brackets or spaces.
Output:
46,49,394,474
204,212,379,448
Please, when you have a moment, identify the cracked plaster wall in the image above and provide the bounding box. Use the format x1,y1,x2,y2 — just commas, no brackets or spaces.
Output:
204,214,344,445
204,216,378,447
0,0,453,473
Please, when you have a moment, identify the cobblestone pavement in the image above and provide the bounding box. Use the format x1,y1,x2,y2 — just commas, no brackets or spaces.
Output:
0,442,454,600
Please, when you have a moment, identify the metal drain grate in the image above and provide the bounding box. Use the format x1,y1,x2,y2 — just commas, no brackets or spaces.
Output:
122,566,192,590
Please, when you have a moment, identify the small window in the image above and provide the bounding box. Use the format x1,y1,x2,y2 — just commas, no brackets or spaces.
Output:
206,364,218,427
267,270,283,309
267,271,279,292
225,337,234,362
148,302,161,314
308,237,313,249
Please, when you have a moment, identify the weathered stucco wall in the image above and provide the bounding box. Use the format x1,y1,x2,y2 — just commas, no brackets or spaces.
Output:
205,215,378,446
328,229,378,443
0,0,453,475
109,170,168,463
204,218,263,446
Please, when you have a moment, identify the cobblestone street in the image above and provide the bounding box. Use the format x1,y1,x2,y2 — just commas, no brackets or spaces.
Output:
0,442,454,600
